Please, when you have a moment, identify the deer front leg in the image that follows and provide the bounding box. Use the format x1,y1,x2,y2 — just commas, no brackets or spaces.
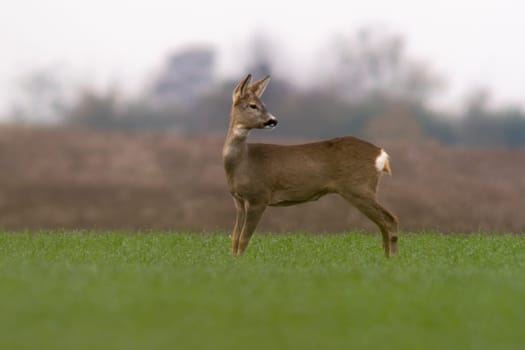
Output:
231,197,246,256
237,201,266,256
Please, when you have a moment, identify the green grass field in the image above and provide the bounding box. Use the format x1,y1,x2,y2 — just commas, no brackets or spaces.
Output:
1,231,524,350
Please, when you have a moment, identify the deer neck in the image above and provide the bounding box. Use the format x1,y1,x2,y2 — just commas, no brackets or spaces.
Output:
223,120,250,173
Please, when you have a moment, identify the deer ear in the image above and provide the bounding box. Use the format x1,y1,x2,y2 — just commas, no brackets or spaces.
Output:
250,75,271,98
232,74,252,103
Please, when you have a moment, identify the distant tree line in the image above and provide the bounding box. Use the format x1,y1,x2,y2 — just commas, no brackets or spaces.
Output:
8,28,525,148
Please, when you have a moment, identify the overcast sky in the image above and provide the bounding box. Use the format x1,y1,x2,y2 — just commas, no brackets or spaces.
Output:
1,0,524,117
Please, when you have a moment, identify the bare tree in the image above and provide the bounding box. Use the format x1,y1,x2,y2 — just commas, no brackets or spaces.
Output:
328,27,444,103
65,89,119,129
9,67,69,123
150,46,216,108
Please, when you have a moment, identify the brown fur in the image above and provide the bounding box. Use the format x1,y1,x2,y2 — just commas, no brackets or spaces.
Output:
223,74,398,257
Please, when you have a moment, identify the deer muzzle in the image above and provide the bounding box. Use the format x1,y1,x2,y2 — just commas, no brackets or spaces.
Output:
263,115,278,128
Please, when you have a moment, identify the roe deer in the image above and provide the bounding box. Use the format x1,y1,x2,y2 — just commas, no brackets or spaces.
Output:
223,74,398,257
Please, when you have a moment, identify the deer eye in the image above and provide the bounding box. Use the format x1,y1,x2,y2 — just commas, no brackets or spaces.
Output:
249,103,258,110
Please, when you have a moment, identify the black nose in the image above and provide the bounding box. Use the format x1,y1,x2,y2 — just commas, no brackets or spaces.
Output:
263,119,278,128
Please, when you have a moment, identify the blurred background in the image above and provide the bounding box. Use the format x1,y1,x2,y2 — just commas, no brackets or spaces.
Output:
0,0,523,233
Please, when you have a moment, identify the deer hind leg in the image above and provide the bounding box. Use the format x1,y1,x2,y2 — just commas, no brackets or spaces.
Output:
237,201,266,256
231,197,246,256
342,192,399,257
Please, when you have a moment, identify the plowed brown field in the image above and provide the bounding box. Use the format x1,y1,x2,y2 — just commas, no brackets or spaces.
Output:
1,126,523,233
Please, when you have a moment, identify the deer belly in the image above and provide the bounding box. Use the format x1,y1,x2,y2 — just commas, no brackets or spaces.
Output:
268,189,329,207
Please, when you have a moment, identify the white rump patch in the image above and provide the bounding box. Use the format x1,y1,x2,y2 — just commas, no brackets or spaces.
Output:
375,149,389,172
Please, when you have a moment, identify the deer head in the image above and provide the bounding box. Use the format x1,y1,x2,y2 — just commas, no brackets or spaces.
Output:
230,74,277,133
